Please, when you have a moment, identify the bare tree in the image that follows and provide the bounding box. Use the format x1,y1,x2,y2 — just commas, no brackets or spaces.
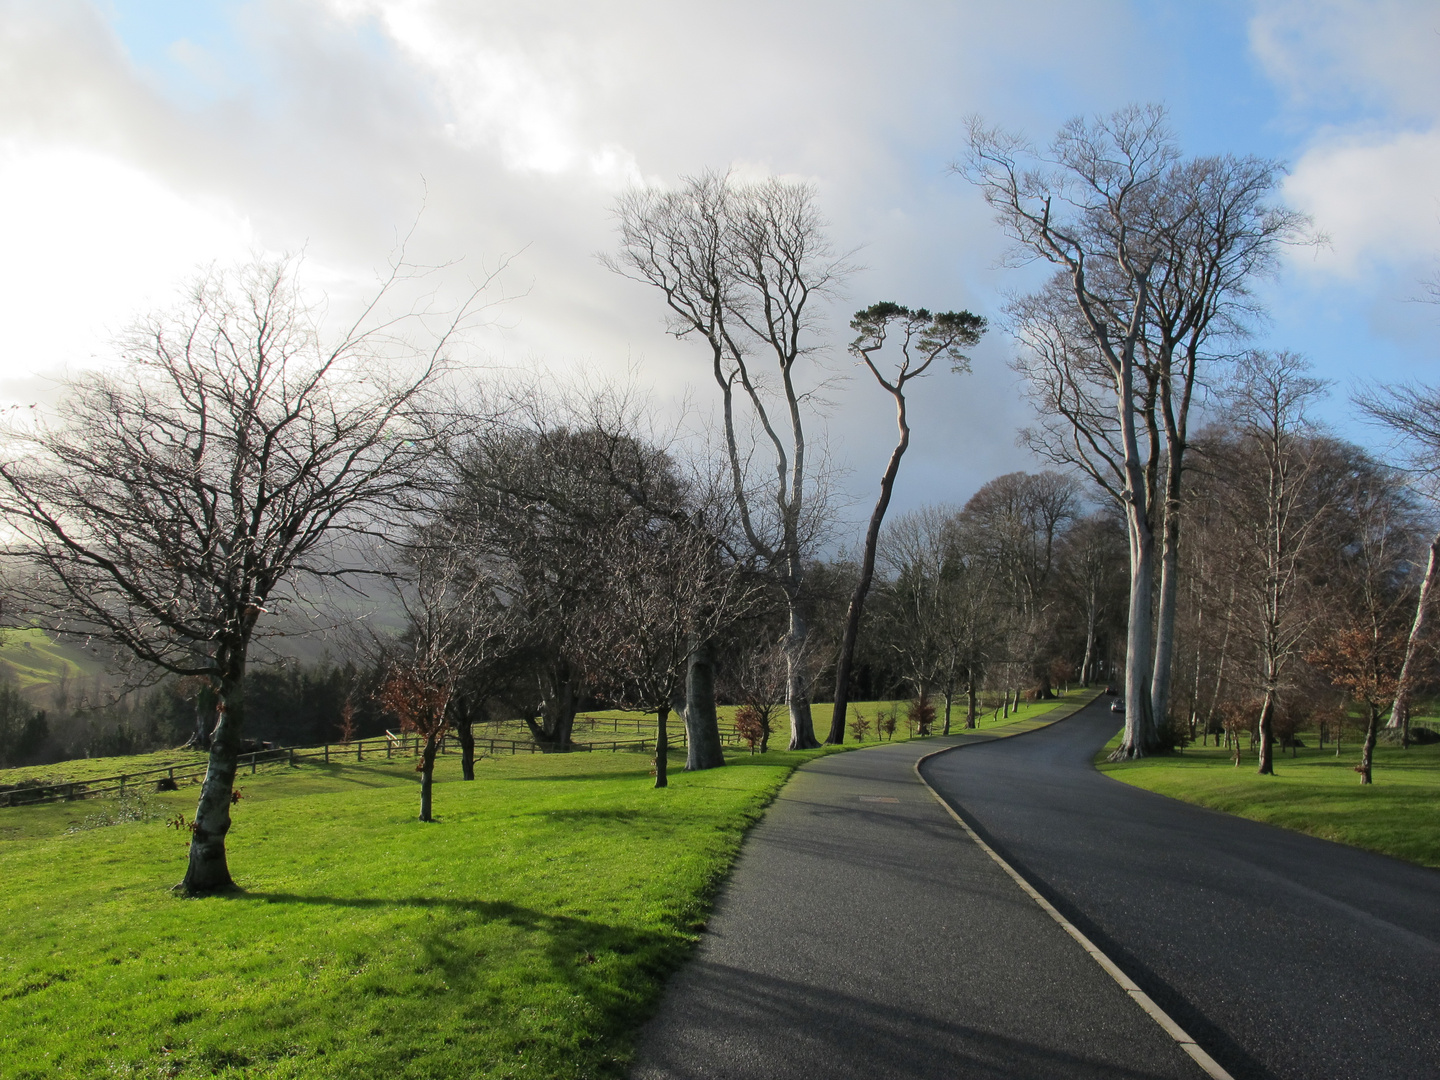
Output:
827,303,985,743
1308,475,1419,784
958,471,1078,700
0,255,493,892
606,171,849,749
1211,353,1333,774
1354,379,1440,741
1057,512,1127,687
963,104,1309,757
578,494,752,787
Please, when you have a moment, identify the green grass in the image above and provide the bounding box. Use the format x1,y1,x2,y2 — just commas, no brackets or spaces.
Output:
0,743,861,1079
0,627,104,693
0,747,216,787
1098,737,1440,868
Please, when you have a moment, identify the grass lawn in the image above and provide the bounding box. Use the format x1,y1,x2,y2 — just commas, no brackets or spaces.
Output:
0,627,104,694
1097,737,1440,868
0,743,853,1079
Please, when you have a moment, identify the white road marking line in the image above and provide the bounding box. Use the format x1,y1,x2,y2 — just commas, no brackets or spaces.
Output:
914,743,1235,1080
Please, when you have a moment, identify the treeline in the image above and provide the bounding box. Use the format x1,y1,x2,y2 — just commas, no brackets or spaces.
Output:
0,664,389,769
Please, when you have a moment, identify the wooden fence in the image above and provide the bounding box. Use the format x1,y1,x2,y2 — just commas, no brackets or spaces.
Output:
0,728,669,808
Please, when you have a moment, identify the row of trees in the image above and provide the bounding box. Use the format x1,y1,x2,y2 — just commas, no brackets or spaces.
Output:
1,103,1434,894
964,103,1440,776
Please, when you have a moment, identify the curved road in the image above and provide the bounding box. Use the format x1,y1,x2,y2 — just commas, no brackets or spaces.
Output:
922,699,1440,1080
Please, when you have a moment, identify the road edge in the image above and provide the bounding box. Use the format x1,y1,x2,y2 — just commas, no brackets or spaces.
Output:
912,711,1235,1080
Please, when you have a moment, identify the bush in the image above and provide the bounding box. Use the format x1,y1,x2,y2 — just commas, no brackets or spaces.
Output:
909,693,936,736
848,710,871,742
733,704,769,754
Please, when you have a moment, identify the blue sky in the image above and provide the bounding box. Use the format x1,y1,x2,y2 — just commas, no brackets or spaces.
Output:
1,0,1436,520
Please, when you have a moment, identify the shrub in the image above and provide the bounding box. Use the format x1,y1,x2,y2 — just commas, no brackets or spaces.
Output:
849,710,871,742
909,693,936,736
733,704,768,754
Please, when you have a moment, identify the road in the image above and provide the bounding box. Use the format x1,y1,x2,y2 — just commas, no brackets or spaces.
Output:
921,699,1440,1080
630,725,1203,1079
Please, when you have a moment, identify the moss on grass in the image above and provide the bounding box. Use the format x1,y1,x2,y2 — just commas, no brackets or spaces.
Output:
1097,737,1440,868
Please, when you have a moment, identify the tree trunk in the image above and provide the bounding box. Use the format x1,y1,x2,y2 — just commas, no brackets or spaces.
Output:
186,681,216,752
455,696,477,781
1389,533,1440,737
829,388,913,744
1110,514,1158,760
525,664,577,750
180,668,243,895
684,637,725,770
1080,601,1097,687
654,705,669,789
966,672,978,729
785,597,821,750
1151,524,1179,744
1359,703,1379,785
418,730,439,820
1256,690,1275,776
942,685,953,736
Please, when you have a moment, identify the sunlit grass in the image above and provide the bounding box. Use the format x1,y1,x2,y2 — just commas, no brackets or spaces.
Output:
1098,737,1440,868
0,744,844,1079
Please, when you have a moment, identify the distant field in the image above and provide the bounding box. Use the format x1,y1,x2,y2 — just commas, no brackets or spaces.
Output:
1098,737,1440,868
0,628,106,694
1,691,1090,789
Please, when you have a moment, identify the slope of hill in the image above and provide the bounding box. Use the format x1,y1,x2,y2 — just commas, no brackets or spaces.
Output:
0,629,108,698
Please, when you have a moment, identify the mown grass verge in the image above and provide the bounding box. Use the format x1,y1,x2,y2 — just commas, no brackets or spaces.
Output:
0,743,849,1079
1097,736,1440,868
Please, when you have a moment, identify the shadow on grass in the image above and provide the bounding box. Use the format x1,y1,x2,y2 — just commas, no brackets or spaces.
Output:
229,890,684,1076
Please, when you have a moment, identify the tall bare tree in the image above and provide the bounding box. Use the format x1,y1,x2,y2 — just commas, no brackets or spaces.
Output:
826,303,985,743
606,171,848,749
1355,379,1440,741
963,104,1309,757
0,256,490,892
1210,353,1332,774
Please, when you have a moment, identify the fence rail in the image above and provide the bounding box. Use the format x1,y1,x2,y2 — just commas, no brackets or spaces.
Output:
0,729,664,808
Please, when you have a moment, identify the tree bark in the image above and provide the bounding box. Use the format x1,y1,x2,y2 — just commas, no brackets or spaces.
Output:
683,637,725,770
1256,689,1275,776
1150,511,1180,744
1388,533,1440,738
455,696,477,781
1112,512,1158,759
785,595,821,750
654,705,669,789
185,681,216,752
418,730,440,820
179,666,243,895
830,382,914,744
525,664,577,750
966,672,978,729
1359,703,1379,785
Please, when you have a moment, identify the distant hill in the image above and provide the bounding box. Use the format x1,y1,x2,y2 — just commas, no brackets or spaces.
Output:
0,628,110,700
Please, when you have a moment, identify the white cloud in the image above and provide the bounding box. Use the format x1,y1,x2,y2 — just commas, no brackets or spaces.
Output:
1284,128,1440,277
1249,1,1440,287
1250,0,1440,117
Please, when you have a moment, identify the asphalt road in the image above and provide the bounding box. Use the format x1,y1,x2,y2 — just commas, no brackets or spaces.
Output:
921,699,1440,1080
630,730,1205,1079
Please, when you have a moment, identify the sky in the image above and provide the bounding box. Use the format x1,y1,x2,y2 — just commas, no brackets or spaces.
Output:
0,0,1437,543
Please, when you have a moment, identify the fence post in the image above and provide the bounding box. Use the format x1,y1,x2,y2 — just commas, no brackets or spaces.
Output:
324,744,330,764
289,748,295,767
357,742,363,762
